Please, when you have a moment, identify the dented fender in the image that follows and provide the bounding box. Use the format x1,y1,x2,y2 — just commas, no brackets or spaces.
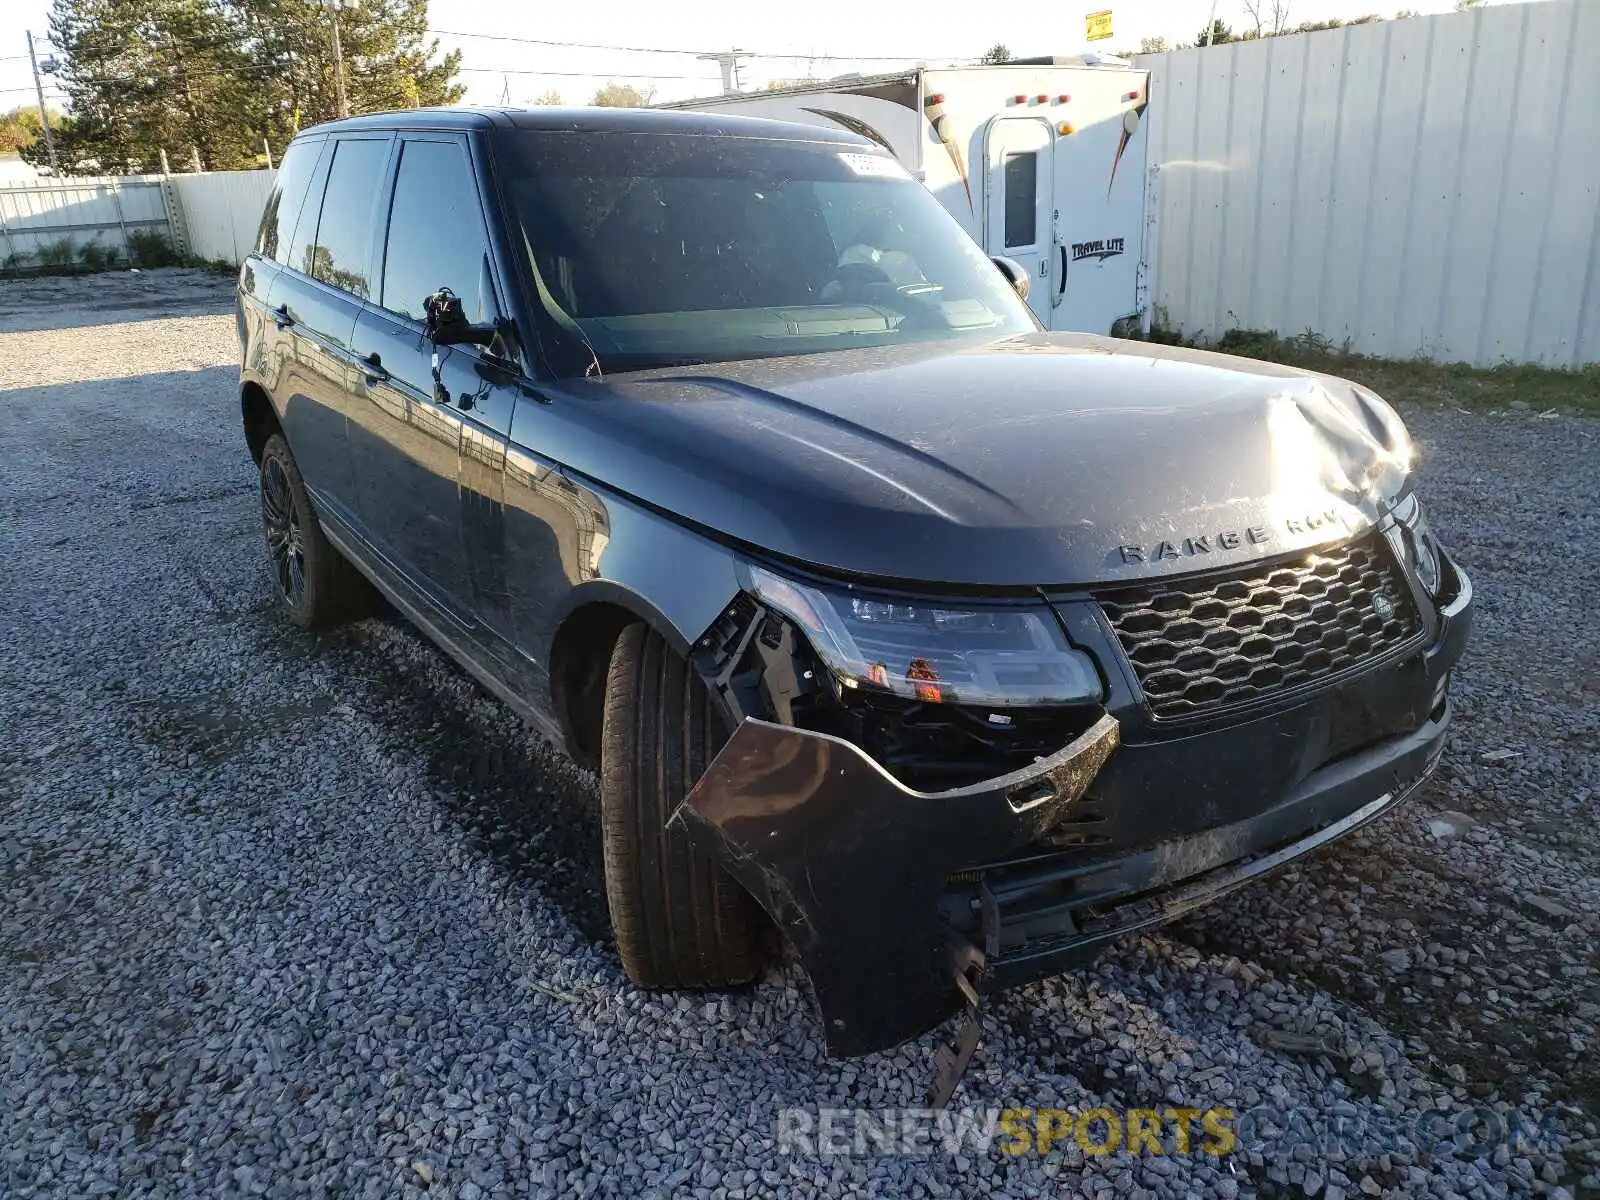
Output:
676,713,1120,1056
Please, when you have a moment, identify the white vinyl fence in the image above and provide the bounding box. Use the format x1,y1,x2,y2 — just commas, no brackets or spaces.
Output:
0,168,274,273
1139,0,1600,368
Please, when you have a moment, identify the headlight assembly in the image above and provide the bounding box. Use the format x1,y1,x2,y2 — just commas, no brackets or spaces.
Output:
746,566,1104,708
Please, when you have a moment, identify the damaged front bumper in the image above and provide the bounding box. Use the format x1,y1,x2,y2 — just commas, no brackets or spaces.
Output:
679,712,1120,1057
679,559,1472,1060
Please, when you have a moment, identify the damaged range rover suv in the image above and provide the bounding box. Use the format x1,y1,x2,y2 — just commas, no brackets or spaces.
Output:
239,108,1471,1071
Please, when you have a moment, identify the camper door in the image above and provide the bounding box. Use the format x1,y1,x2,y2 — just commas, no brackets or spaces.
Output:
983,117,1055,326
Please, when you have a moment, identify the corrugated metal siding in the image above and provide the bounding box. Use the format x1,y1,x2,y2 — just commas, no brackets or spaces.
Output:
171,170,276,265
1140,0,1600,367
0,169,276,271
0,176,170,268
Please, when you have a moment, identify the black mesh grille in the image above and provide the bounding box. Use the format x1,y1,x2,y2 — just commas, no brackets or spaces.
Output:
1098,533,1422,720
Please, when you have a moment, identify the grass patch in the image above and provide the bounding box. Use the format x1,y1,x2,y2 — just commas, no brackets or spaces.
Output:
1146,326,1600,417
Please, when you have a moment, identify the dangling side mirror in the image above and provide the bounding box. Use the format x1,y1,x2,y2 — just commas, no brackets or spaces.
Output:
991,256,1031,302
423,286,499,347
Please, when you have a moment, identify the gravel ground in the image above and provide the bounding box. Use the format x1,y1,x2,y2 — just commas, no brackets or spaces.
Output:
1,268,1597,1199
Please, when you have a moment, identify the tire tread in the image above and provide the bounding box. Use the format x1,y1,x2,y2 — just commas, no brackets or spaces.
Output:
600,623,763,989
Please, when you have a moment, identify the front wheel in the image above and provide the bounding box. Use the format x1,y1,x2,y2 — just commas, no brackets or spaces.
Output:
599,623,766,988
258,434,372,630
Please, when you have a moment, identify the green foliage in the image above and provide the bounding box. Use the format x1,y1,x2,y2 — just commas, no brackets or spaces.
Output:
980,43,1012,65
25,0,465,176
37,236,77,268
590,82,655,108
0,105,63,155
1138,325,1600,416
1197,19,1236,45
78,238,122,270
127,229,179,267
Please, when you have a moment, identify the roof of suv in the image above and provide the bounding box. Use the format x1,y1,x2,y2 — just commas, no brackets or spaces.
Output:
299,106,871,144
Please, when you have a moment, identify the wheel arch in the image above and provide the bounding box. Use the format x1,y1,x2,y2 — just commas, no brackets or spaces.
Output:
241,380,281,464
547,578,727,773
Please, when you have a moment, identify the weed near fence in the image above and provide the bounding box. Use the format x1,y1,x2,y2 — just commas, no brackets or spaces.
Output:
1141,326,1600,418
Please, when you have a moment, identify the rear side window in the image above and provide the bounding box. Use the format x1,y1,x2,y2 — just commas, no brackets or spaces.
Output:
379,139,497,323
1003,151,1037,248
258,139,322,264
305,137,390,298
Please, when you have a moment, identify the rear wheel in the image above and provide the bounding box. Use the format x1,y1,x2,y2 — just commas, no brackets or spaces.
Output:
258,433,372,629
599,623,766,988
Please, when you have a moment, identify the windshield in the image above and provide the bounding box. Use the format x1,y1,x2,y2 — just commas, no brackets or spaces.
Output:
492,129,1036,375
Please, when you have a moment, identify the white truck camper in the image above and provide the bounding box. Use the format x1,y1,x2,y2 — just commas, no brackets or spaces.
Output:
663,57,1152,336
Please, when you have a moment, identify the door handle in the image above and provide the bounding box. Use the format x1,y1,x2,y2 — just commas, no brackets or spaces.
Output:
360,352,388,384
1054,244,1068,306
272,303,294,329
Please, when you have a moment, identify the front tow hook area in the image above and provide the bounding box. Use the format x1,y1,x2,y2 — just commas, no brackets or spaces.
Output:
675,713,1121,1068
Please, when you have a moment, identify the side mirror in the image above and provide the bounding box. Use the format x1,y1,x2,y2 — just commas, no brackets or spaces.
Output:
991,256,1031,302
423,286,499,348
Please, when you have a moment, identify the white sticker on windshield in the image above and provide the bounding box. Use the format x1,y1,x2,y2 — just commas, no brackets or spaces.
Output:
838,152,910,180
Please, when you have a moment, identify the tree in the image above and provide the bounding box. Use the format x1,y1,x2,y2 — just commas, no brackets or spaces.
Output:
26,0,463,175
590,82,655,107
0,106,62,155
531,88,563,105
980,43,1011,64
1242,0,1292,38
1196,18,1236,45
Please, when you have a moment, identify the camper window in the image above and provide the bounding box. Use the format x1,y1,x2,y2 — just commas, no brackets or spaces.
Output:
1003,152,1038,249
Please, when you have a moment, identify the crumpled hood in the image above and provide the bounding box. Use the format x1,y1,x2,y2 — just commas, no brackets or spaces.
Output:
533,333,1413,588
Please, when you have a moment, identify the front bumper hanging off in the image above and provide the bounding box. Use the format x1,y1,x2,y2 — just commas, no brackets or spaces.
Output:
678,713,1121,1057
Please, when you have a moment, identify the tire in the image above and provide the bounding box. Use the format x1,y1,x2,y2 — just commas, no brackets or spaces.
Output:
258,433,373,630
600,622,766,988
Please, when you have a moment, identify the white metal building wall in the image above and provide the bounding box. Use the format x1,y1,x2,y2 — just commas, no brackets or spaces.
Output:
1139,0,1600,368
171,169,276,265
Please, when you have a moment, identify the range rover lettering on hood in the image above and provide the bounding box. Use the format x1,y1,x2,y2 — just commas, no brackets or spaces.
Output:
1115,508,1365,565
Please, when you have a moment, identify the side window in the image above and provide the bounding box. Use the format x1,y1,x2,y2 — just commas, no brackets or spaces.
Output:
379,139,498,323
1003,152,1037,249
305,137,390,298
281,146,331,274
257,139,322,262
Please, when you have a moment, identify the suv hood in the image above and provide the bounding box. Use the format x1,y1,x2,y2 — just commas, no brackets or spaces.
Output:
535,333,1413,588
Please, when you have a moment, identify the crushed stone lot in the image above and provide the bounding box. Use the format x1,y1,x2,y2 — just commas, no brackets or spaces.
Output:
1,268,1597,1199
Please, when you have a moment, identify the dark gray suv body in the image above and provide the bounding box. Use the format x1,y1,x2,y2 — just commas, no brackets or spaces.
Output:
237,107,1472,1073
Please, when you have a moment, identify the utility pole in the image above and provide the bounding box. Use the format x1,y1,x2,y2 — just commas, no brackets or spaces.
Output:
26,31,59,174
327,1,350,118
696,50,752,95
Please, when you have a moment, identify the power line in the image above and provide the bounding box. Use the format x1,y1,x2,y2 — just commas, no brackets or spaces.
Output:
456,66,723,81
424,27,957,63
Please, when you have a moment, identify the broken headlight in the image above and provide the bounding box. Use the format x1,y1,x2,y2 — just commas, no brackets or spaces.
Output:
746,566,1104,707
1390,491,1443,598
